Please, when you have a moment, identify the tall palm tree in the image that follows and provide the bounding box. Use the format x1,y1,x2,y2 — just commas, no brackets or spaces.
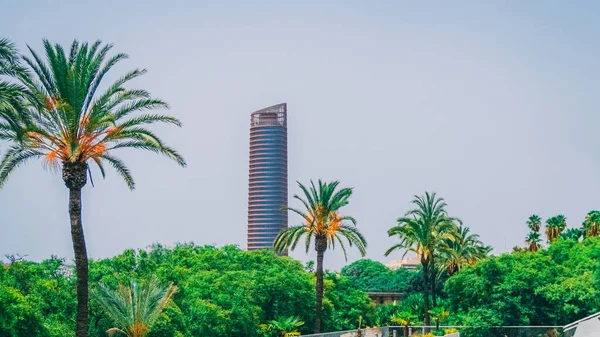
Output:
439,225,490,275
385,192,458,330
274,180,367,333
93,276,177,337
0,39,186,337
545,215,567,242
525,231,542,252
527,214,542,232
583,210,600,237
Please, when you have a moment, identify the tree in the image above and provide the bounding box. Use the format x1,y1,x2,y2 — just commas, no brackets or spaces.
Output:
390,312,418,337
93,276,177,337
526,231,542,252
1,245,379,337
0,40,186,337
583,210,600,237
439,225,490,275
0,256,76,337
527,215,542,232
274,180,367,333
428,307,449,330
545,215,567,242
561,228,583,241
305,261,315,273
259,316,304,337
320,271,377,332
445,238,600,327
341,258,415,292
0,284,47,337
385,192,458,330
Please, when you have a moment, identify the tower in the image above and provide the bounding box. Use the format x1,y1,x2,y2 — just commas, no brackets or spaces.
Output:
247,103,288,255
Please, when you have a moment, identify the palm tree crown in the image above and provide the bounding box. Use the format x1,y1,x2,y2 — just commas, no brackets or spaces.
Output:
93,276,177,337
583,210,600,237
527,214,542,232
439,225,490,275
0,39,186,188
545,215,567,242
274,180,366,258
385,192,457,261
561,228,583,241
526,231,542,252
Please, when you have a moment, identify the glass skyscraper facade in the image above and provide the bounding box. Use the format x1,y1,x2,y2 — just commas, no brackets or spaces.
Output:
247,103,288,255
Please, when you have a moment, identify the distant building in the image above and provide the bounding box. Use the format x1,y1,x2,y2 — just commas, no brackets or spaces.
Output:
367,292,403,305
385,256,420,271
247,103,288,255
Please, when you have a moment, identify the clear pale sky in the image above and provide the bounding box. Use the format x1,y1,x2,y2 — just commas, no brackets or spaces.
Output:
1,1,599,270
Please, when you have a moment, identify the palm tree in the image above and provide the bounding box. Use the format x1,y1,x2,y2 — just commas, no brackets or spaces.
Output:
93,276,177,337
545,215,567,242
583,210,600,237
428,307,449,330
0,40,186,337
561,228,584,241
527,215,542,232
385,192,458,330
390,312,418,337
274,180,367,333
439,225,490,275
525,231,542,252
259,316,304,337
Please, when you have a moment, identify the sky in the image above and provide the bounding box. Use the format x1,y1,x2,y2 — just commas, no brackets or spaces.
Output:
1,1,599,270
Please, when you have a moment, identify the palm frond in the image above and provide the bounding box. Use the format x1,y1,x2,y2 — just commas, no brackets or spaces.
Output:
100,154,135,189
0,146,42,187
94,276,177,337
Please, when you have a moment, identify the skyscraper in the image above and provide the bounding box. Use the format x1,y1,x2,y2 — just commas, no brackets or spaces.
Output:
247,103,288,255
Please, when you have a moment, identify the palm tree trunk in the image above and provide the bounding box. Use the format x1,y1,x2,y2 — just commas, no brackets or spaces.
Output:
421,257,431,333
315,237,327,334
431,254,437,308
63,162,88,337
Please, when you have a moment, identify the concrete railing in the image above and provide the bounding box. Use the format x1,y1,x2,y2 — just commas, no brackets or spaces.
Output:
300,326,563,337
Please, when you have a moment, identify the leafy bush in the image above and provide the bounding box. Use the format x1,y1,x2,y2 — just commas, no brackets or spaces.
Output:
1,244,377,337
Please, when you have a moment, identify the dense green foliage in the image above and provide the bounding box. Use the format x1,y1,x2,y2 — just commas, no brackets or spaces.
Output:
341,259,415,292
2,236,600,336
0,244,375,337
445,237,600,326
0,257,75,337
